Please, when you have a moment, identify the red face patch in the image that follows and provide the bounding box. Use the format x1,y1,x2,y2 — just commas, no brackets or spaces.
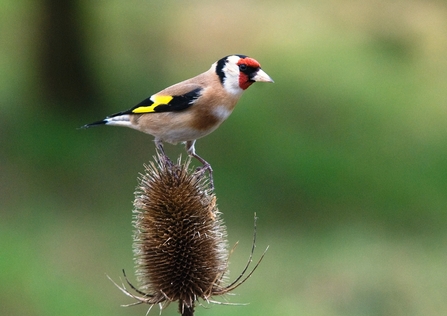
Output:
238,73,253,90
237,57,261,68
237,57,260,90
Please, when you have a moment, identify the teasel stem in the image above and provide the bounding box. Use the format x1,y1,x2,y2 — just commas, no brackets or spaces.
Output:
108,149,267,315
179,302,194,316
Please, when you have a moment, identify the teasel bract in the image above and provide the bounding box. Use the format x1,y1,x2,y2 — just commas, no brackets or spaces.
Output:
109,152,267,316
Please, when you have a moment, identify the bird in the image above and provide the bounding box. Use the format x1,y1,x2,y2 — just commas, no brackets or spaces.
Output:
82,54,273,188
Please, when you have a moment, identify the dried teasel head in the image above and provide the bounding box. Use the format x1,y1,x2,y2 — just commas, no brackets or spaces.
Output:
109,152,267,316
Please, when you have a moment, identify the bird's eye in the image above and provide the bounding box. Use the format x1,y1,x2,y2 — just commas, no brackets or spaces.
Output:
238,64,247,71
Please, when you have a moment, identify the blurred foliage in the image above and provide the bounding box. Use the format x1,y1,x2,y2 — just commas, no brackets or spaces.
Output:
1,0,447,315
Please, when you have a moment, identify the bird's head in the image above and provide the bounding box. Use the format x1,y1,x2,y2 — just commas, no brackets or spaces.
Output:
214,55,274,95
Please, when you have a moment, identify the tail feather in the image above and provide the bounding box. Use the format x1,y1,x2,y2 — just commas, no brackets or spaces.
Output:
80,113,132,129
80,119,107,129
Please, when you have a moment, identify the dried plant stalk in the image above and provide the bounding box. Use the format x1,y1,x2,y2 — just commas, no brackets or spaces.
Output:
110,152,267,315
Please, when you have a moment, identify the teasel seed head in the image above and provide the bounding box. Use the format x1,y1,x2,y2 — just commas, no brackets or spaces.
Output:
108,152,267,316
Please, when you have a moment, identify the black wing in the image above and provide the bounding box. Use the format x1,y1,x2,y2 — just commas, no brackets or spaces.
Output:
125,87,202,114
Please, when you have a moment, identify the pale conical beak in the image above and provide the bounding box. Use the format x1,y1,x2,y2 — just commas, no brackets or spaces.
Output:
252,69,274,83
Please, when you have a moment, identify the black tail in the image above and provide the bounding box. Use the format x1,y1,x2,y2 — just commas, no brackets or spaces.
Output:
79,119,107,129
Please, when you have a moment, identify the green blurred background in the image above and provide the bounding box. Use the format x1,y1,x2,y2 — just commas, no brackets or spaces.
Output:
1,0,447,315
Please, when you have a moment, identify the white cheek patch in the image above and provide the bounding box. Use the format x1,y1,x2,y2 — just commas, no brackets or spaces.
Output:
223,80,243,95
222,56,244,95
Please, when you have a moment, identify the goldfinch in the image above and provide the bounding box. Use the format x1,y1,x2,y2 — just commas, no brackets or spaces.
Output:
82,54,273,187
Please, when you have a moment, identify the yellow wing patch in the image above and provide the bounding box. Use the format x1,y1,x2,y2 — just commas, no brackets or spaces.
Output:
132,95,173,113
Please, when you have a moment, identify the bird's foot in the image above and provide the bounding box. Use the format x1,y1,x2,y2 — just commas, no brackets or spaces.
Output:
160,152,174,168
195,163,214,191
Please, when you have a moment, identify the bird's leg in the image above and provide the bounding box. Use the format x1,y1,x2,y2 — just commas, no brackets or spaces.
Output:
186,140,214,190
155,139,173,167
